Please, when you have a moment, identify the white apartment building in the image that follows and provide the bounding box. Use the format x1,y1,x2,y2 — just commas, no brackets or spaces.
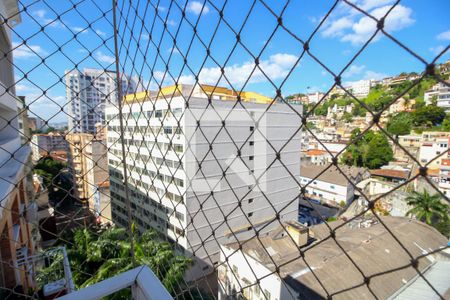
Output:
424,80,450,111
106,84,302,279
66,68,137,133
299,164,369,206
31,133,68,161
347,79,371,98
418,138,449,169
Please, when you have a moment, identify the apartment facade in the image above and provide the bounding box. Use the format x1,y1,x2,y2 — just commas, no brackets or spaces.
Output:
0,0,38,293
66,68,137,133
424,80,450,111
31,133,68,161
66,132,110,222
347,79,371,98
106,84,302,279
300,164,369,206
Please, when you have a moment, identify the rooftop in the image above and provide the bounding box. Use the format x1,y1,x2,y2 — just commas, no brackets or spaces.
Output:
224,217,448,300
300,163,368,186
370,169,409,180
123,83,274,104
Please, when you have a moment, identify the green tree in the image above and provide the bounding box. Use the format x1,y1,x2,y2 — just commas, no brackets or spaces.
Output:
342,130,392,169
406,190,449,226
442,116,450,131
364,133,393,169
412,105,446,127
34,157,73,206
386,112,413,136
341,111,353,123
41,227,192,299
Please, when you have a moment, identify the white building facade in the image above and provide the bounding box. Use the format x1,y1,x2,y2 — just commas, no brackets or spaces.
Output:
347,79,371,98
424,80,450,111
418,138,449,169
66,68,137,133
31,133,68,161
106,84,302,279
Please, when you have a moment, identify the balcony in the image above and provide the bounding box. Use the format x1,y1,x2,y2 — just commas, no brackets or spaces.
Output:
57,266,171,300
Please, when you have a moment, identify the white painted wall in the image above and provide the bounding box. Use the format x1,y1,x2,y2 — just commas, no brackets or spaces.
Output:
106,94,302,281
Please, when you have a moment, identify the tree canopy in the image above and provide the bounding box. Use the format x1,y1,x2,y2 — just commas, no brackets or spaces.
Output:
37,226,194,299
342,129,393,169
406,190,449,237
387,112,413,136
34,157,73,206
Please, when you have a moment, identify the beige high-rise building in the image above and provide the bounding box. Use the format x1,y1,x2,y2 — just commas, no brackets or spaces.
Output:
66,133,111,224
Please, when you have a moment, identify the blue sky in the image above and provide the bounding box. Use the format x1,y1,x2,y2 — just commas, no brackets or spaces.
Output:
11,0,450,123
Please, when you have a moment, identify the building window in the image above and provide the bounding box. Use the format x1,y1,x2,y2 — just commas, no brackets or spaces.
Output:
249,126,254,131
249,156,254,161
232,265,238,277
249,141,254,146
248,212,253,217
264,289,271,300
330,185,335,189
248,198,253,204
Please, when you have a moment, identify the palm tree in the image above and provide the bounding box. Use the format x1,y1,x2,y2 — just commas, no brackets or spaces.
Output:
406,190,449,225
81,227,192,295
40,226,192,299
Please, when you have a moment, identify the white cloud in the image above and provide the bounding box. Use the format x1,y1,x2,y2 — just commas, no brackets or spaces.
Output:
72,26,88,34
321,4,414,45
437,30,450,41
167,46,180,55
353,0,395,11
12,42,47,59
157,5,167,12
322,17,353,38
32,8,64,28
167,19,177,26
151,53,298,87
343,64,365,78
187,1,210,15
14,83,66,112
363,70,387,80
95,51,115,64
33,9,46,19
342,5,414,45
343,69,388,87
430,46,447,56
95,29,106,37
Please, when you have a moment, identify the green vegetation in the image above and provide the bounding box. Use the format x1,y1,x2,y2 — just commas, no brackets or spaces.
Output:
38,226,194,299
406,190,449,237
32,126,56,134
342,129,393,169
387,112,413,136
34,157,73,206
412,104,446,128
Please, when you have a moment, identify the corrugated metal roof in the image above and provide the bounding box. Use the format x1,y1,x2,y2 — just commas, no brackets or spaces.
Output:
388,261,450,300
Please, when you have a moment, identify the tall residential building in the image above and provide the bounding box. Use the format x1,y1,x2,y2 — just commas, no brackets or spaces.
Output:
66,132,111,223
66,68,137,134
106,84,302,279
31,133,68,162
0,0,38,293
